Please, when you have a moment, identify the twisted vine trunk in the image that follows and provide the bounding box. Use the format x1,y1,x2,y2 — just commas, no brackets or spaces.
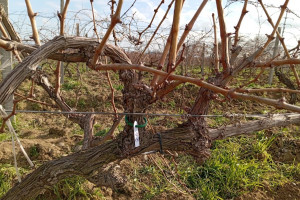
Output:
2,36,300,200
1,127,200,200
0,36,131,105
3,112,300,200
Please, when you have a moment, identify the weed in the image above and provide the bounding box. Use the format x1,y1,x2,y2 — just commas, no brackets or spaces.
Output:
0,164,28,198
0,133,10,142
0,165,15,198
113,84,124,91
29,145,40,158
175,131,297,200
52,176,92,200
71,125,83,135
168,99,176,108
95,128,109,137
62,80,80,91
77,98,87,109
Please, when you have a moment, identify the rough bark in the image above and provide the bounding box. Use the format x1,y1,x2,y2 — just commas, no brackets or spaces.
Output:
0,36,131,105
34,71,96,146
82,113,96,150
209,113,300,139
1,126,204,200
0,5,21,42
275,68,297,104
1,33,298,200
3,113,300,200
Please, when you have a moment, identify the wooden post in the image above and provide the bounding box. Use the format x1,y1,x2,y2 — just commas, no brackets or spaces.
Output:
268,27,281,85
60,0,64,84
201,43,206,76
76,23,80,36
0,0,13,116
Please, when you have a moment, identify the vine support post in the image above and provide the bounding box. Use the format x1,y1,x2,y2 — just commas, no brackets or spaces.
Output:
201,43,206,76
76,23,80,36
60,0,65,85
0,0,14,120
268,27,281,85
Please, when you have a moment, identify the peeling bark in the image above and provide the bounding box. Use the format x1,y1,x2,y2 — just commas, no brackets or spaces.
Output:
1,126,203,200
1,33,299,200
3,113,300,200
209,113,300,139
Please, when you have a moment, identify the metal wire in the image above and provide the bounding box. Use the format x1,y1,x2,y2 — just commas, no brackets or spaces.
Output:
4,109,272,118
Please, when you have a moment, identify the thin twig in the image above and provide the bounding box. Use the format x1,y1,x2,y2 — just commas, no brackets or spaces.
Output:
14,93,55,107
0,23,9,39
24,0,41,45
110,0,119,46
237,87,300,94
239,54,280,88
216,0,230,74
256,0,289,58
233,0,248,47
91,0,123,67
0,80,35,133
138,0,175,62
258,0,300,87
121,0,137,18
58,0,71,36
137,0,165,44
151,31,172,87
90,0,100,41
105,71,118,118
212,13,219,74
90,115,123,147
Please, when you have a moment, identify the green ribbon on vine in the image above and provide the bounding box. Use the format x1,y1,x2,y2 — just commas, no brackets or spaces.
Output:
125,115,147,128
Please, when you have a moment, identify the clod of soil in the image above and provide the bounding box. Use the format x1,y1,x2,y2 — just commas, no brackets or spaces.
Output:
237,182,300,200
48,127,67,137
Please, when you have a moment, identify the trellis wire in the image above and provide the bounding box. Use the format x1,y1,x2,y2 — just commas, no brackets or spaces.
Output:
5,110,279,118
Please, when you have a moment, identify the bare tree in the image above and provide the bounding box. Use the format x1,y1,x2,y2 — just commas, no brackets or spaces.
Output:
1,0,300,199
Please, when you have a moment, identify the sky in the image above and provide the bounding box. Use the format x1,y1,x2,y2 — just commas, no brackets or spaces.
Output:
5,0,300,49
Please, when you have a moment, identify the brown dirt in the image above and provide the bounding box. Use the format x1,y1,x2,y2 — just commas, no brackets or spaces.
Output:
270,139,300,164
1,71,300,199
237,182,300,200
267,127,300,164
0,126,80,167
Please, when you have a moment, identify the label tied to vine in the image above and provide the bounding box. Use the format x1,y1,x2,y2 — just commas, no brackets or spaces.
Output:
133,121,140,147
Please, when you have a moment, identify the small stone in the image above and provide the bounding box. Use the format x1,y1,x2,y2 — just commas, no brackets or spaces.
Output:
143,155,148,161
57,142,65,147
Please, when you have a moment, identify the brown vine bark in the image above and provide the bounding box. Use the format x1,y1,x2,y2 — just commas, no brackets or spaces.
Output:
1,0,300,199
2,112,300,200
1,126,203,200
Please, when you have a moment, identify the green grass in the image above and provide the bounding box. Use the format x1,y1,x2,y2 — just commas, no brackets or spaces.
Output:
0,133,10,142
113,84,124,91
94,128,109,137
175,131,299,199
126,130,300,200
0,165,15,197
53,176,92,200
62,80,80,91
36,176,103,200
29,145,40,158
132,163,178,200
0,164,28,198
